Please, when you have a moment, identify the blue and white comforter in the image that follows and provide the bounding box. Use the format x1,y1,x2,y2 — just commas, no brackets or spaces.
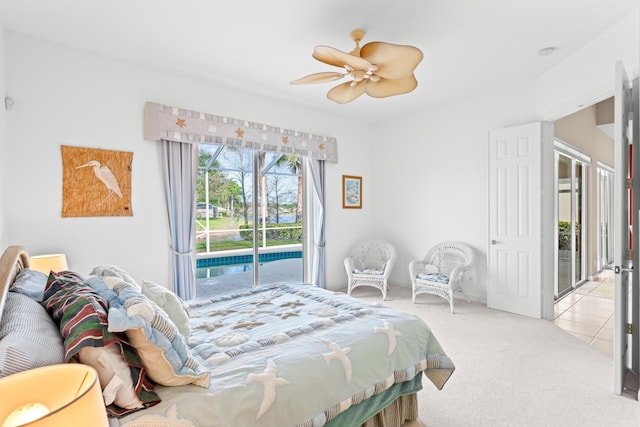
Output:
117,283,454,427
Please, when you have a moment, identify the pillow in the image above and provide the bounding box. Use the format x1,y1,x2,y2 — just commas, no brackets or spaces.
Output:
353,268,384,275
0,291,64,377
43,271,160,416
85,276,210,388
140,280,190,340
79,344,143,410
10,268,49,301
417,273,450,283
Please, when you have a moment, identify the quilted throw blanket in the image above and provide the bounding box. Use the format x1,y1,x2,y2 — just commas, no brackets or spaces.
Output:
117,283,454,427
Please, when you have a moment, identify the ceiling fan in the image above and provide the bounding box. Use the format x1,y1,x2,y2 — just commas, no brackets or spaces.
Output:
291,29,423,104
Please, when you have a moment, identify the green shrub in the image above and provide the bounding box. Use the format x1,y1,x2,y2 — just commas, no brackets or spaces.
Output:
558,221,580,250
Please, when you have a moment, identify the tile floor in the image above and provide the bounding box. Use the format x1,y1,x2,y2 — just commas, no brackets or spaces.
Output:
554,270,615,356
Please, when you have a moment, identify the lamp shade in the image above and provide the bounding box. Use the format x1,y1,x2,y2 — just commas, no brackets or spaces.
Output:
0,364,108,427
28,254,68,275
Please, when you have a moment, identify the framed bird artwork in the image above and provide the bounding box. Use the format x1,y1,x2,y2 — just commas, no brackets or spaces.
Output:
61,145,133,217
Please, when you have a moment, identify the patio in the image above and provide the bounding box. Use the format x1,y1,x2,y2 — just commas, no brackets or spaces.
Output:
196,258,303,297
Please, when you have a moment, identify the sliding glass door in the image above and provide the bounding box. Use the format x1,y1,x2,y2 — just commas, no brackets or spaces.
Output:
194,144,303,295
555,144,589,299
597,163,615,271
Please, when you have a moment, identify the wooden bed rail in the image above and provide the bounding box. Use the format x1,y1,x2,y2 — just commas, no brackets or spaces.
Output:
0,245,30,324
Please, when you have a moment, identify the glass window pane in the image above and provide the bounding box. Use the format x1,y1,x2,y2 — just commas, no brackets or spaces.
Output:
195,146,303,296
557,154,572,296
574,163,583,283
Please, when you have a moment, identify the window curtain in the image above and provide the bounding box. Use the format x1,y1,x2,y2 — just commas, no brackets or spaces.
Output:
144,102,338,162
161,139,198,300
306,158,326,288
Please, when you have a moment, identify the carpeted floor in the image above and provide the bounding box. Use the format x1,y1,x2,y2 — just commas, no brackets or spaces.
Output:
349,285,640,427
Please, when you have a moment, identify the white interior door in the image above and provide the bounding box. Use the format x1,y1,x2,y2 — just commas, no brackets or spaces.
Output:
613,61,632,395
488,122,552,318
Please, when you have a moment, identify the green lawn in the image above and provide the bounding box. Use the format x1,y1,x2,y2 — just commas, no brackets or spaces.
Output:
196,217,244,229
196,238,301,252
196,217,301,252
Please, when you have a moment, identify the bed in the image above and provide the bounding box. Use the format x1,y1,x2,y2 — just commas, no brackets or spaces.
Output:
0,245,454,426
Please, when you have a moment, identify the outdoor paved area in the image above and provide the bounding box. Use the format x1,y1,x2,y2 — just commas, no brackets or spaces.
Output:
196,258,303,297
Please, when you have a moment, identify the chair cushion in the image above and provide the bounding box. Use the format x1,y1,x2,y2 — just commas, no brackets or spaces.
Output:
354,268,384,275
417,273,449,283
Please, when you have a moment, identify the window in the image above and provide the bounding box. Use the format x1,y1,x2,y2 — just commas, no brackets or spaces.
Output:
597,163,614,271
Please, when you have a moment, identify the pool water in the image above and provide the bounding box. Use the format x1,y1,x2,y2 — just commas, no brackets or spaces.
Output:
197,262,256,278
196,251,301,279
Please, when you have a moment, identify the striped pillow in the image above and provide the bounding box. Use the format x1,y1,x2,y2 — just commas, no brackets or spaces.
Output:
0,291,64,377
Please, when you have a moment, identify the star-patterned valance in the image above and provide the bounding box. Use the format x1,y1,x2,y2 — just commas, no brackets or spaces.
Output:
144,102,338,162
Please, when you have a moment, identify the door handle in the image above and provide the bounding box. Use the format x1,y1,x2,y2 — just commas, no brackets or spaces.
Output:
490,239,499,245
614,265,633,274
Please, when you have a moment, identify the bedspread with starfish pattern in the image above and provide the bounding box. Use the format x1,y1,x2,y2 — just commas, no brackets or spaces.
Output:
115,283,454,427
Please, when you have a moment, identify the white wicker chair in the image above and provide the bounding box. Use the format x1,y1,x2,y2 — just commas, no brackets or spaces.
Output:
409,242,473,313
344,240,396,300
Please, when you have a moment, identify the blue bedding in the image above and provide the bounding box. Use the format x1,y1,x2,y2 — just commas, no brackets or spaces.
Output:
117,283,454,427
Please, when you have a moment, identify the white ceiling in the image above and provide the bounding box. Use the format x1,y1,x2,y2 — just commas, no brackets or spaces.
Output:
0,0,637,123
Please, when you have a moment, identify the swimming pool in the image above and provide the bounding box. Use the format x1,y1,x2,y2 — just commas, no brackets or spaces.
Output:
196,251,302,278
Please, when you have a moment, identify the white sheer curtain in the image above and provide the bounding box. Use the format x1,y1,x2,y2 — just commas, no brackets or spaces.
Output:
161,139,198,300
306,158,326,288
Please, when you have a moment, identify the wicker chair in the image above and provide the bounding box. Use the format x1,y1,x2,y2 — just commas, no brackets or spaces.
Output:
409,242,473,313
344,240,396,300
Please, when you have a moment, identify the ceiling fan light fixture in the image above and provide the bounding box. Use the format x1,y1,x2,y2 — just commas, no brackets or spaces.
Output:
292,30,423,103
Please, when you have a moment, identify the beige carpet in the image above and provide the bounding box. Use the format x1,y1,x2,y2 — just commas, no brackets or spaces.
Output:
349,285,639,427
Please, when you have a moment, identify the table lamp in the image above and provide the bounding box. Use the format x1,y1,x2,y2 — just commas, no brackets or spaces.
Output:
28,254,68,275
0,364,108,426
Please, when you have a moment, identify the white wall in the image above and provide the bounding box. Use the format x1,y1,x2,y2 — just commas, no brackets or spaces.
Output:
3,32,374,289
0,27,6,249
371,83,539,302
537,10,640,120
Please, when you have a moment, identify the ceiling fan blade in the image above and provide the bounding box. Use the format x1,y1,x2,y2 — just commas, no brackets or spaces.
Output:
327,80,367,104
290,72,345,84
360,42,423,80
365,75,418,98
313,46,372,70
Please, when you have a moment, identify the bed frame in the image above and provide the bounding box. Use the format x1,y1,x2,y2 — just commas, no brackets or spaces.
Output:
0,245,423,426
0,246,29,325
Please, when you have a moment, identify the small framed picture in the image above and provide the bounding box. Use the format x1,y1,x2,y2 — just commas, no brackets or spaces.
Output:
342,175,362,209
